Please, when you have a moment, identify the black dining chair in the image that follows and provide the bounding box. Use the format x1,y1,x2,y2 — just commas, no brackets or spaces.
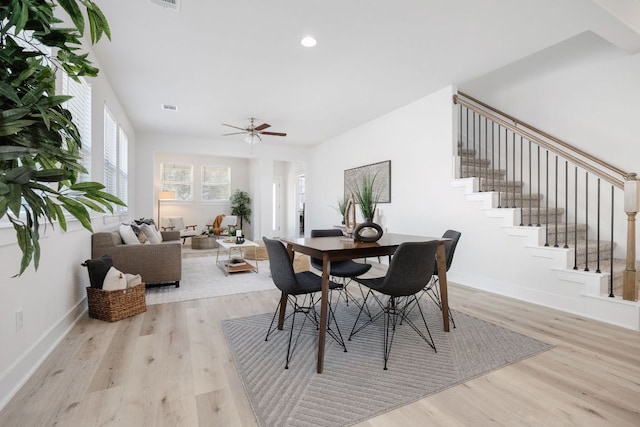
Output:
263,237,347,369
422,229,461,328
310,229,372,308
348,240,440,370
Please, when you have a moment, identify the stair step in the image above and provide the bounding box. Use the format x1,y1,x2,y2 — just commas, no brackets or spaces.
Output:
542,223,588,245
459,158,492,167
480,180,524,191
520,207,564,224
499,192,544,208
557,239,614,264
460,166,506,178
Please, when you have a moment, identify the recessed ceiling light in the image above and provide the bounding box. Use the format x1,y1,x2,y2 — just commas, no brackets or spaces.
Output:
300,36,317,47
161,104,178,111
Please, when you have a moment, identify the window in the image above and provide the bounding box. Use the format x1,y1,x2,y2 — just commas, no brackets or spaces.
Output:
104,106,128,213
62,75,92,182
201,165,231,201
161,163,193,201
118,128,128,211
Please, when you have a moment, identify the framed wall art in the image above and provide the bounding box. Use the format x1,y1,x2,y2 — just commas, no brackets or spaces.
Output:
344,160,391,203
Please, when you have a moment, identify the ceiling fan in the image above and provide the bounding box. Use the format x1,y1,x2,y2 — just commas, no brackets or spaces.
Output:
222,118,287,144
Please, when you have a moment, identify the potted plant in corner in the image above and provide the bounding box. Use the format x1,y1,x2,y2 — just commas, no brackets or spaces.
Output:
352,172,384,242
1,1,125,275
230,189,251,231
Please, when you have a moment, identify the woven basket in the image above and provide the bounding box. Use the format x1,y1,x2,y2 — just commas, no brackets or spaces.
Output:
86,283,146,322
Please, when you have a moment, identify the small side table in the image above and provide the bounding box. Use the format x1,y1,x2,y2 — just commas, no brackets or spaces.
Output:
191,235,217,250
215,239,260,275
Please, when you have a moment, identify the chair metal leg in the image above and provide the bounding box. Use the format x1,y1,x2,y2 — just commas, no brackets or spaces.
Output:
348,289,384,340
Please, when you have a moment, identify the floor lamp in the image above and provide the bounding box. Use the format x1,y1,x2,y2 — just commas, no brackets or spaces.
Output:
157,191,176,229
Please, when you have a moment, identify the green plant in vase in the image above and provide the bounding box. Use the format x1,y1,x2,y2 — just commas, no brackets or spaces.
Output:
352,172,382,222
352,172,384,242
230,190,251,230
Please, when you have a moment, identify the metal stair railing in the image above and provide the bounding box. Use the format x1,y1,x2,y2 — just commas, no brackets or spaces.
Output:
453,91,638,301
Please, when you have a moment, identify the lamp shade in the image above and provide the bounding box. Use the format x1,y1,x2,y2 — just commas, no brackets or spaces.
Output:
159,191,176,200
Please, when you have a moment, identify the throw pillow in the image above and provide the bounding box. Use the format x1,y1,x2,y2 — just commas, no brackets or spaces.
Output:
119,223,141,245
130,223,147,243
140,223,162,244
82,255,113,289
125,273,143,288
102,266,127,291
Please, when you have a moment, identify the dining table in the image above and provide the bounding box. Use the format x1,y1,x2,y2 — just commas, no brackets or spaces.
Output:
279,233,451,373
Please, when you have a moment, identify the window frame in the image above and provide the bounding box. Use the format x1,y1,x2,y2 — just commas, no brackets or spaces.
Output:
160,163,194,201
201,165,231,202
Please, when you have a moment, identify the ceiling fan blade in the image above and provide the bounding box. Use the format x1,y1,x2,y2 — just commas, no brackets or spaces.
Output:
222,132,246,136
254,123,271,131
260,131,287,137
222,123,247,131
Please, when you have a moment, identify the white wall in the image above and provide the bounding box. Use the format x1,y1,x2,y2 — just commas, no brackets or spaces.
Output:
307,86,458,237
460,30,640,176
0,52,134,408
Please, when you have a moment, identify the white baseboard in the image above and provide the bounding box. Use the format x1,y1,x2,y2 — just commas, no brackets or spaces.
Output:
0,298,87,411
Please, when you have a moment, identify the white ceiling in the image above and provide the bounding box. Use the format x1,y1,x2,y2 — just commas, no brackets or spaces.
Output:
89,0,638,147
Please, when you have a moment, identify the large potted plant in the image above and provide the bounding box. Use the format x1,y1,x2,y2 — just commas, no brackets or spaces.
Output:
352,172,384,242
230,189,251,231
1,1,124,275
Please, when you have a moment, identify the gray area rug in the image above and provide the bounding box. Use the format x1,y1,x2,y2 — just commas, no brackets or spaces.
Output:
223,299,553,427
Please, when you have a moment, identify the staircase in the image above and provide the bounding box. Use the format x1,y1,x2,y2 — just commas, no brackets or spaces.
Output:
458,145,626,295
451,92,640,329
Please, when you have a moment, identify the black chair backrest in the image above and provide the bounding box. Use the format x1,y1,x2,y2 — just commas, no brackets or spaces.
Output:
435,229,462,274
311,229,343,238
263,237,299,294
309,229,343,267
381,241,439,297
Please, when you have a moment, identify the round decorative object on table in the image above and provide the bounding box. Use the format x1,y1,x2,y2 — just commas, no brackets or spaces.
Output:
191,235,216,250
353,219,384,242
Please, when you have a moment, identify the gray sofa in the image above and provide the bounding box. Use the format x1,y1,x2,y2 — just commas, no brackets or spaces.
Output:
91,230,182,287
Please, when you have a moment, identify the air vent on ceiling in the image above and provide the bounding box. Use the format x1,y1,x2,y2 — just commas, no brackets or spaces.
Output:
161,104,178,111
150,0,180,11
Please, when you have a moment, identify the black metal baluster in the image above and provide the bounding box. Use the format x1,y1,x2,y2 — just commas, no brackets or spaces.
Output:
466,108,469,179
512,132,516,208
609,187,614,297
504,128,508,209
472,111,477,178
564,161,569,249
545,150,549,246
484,117,488,193
491,122,495,191
536,146,541,227
584,172,589,272
573,166,578,270
554,156,558,247
527,139,532,225
596,178,601,274
459,104,463,179
519,136,524,225
497,125,502,208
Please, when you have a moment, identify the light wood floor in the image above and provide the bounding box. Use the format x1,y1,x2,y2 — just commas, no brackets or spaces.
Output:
1,284,640,426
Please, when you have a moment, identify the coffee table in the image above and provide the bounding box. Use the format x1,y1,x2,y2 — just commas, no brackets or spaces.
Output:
215,239,260,276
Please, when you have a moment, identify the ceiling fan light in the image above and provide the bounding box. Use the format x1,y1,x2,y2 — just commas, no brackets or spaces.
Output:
244,134,261,144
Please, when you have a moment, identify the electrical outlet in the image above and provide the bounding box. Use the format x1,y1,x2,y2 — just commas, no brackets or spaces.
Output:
16,309,23,332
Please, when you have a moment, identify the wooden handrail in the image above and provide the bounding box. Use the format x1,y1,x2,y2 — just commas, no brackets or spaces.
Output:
455,92,630,181
453,94,625,189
